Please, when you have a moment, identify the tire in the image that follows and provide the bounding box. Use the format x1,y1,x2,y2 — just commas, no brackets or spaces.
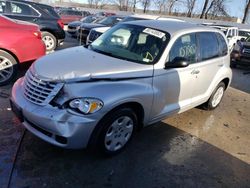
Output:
0,50,18,86
42,31,57,51
202,82,226,110
95,108,138,156
230,60,237,68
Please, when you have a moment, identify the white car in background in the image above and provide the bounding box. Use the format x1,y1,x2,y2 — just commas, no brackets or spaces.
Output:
210,25,240,52
86,14,185,44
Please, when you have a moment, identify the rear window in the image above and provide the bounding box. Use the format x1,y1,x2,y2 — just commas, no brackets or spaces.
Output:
198,32,219,61
216,33,228,56
38,4,60,18
10,2,40,16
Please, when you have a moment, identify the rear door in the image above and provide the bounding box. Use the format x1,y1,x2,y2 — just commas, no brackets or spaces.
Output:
4,1,40,23
191,32,223,106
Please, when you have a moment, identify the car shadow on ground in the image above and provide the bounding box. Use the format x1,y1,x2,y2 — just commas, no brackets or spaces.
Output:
9,121,250,188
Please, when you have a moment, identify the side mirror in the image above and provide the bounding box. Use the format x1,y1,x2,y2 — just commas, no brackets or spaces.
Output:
165,57,189,69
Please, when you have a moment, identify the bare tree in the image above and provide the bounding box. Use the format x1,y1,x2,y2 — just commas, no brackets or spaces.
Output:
88,0,94,8
200,0,209,18
113,0,129,11
141,0,150,13
167,0,179,15
154,0,166,14
242,0,250,23
185,0,196,17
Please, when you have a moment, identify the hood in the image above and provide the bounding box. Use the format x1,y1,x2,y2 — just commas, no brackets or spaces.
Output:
68,21,82,27
32,46,153,82
80,23,105,30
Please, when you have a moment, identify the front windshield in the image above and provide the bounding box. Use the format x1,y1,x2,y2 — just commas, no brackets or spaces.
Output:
89,24,170,64
80,16,95,23
98,16,121,26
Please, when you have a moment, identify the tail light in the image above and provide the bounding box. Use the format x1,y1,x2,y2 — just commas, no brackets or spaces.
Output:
57,19,64,29
33,31,42,39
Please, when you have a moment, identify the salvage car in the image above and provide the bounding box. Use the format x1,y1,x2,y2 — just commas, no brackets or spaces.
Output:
11,21,232,155
231,37,250,68
1,0,65,51
0,15,45,85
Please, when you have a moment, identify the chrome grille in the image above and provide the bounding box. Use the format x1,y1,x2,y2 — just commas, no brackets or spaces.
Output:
243,48,250,54
23,70,64,106
88,30,102,43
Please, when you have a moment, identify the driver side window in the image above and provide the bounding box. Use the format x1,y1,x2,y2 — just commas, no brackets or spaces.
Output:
169,33,197,64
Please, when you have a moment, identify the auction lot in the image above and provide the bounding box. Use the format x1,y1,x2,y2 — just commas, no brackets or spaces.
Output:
0,33,250,188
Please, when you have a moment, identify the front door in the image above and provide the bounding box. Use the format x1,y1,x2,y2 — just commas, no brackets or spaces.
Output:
150,33,199,122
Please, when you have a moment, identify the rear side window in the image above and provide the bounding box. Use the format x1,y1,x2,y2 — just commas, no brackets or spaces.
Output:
0,1,6,13
38,4,59,18
197,32,219,61
169,33,197,64
10,2,39,16
216,33,228,56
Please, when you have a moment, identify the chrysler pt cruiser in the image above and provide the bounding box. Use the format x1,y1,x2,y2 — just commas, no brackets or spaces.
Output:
11,20,232,155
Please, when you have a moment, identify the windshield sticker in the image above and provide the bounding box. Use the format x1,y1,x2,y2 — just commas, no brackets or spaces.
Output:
143,28,165,38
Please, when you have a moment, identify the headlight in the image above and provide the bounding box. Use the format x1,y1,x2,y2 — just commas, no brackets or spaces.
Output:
69,98,103,114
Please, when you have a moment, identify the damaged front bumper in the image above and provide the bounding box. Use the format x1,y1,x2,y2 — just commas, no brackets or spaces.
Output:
10,78,97,149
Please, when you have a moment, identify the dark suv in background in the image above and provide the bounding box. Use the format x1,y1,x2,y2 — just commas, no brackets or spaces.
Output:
0,0,65,51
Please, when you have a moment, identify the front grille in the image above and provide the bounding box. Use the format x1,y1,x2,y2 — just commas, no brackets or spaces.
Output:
88,30,102,43
79,29,90,36
243,47,250,54
23,70,64,106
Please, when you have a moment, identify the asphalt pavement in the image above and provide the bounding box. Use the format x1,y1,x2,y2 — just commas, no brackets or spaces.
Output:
0,32,249,188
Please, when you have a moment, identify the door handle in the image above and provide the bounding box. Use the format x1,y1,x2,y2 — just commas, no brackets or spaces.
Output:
191,70,200,75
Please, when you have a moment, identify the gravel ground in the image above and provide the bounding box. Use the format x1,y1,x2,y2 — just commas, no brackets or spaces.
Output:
0,32,249,188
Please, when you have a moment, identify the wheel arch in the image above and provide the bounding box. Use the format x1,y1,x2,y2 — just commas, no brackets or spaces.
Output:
87,101,145,149
0,48,20,64
221,77,230,90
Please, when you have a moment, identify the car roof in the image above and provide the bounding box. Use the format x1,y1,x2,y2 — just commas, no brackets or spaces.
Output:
124,20,219,35
129,14,159,20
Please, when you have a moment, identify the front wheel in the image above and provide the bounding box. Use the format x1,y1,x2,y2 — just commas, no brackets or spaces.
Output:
202,82,225,110
42,31,57,52
0,50,18,86
97,108,138,156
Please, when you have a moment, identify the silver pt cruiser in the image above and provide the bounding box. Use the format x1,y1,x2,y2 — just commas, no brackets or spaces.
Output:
11,20,232,155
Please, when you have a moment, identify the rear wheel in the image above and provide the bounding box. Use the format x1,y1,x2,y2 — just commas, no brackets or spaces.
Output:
0,50,18,86
42,31,57,52
96,108,138,156
202,82,225,110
